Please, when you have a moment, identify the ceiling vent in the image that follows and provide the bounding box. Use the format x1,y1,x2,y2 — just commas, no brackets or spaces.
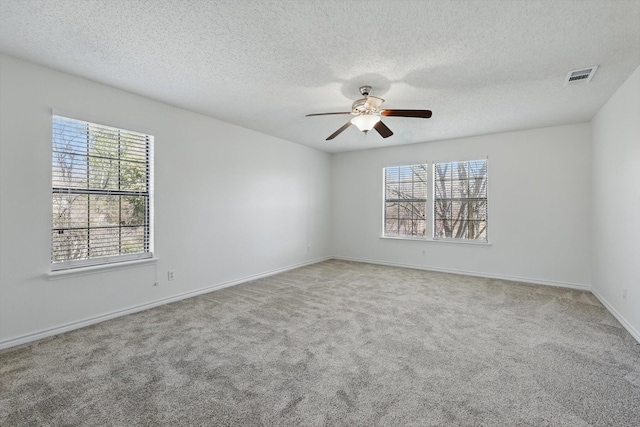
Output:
564,66,598,86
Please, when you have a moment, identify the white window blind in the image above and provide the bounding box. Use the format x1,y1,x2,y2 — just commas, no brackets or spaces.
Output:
433,159,487,241
52,115,154,270
384,164,428,238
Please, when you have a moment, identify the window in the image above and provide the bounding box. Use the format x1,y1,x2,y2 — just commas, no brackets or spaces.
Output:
382,160,488,242
433,159,487,241
383,164,428,238
52,115,153,270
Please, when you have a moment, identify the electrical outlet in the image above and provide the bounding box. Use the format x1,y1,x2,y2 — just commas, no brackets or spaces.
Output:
622,288,627,300
168,271,175,281
153,282,159,287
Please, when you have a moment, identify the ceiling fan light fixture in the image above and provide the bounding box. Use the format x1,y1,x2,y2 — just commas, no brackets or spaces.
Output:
306,85,432,140
351,114,381,132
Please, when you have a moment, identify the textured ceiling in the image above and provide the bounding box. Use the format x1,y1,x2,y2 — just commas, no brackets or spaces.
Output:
1,0,639,153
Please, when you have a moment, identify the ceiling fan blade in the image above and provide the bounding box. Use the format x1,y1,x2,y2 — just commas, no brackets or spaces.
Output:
306,112,351,117
364,96,385,110
326,121,353,140
381,109,432,118
374,121,393,138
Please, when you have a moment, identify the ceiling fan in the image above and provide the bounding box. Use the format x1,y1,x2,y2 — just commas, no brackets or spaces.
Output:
306,85,432,140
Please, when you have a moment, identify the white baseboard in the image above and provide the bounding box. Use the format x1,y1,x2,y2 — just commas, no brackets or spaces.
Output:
331,256,591,291
0,257,331,351
591,288,640,344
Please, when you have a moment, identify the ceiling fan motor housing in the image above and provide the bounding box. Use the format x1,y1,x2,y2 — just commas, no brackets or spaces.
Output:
352,86,374,113
352,99,368,113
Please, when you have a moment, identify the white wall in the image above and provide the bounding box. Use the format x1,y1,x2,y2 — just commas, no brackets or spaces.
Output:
591,65,640,341
332,124,592,288
0,55,332,348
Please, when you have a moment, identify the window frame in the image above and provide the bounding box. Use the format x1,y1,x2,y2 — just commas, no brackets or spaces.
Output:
381,159,489,243
51,115,154,271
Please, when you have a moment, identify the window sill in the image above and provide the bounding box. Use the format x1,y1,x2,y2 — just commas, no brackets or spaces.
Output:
47,257,158,281
380,236,492,246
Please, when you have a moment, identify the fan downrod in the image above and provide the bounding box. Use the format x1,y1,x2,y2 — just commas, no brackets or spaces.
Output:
359,85,372,97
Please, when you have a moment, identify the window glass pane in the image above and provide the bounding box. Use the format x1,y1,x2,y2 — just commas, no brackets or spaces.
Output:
452,162,465,180
468,160,486,177
468,201,487,220
121,226,146,254
412,166,426,182
120,160,147,191
450,201,467,221
89,195,119,228
89,227,120,258
434,200,451,221
385,220,399,236
52,152,88,189
451,179,468,198
385,167,399,183
434,179,450,199
398,181,413,196
469,220,487,240
52,118,88,156
385,202,399,218
450,220,468,239
434,220,448,239
120,135,148,163
469,177,487,198
398,201,418,219
398,165,413,181
434,163,450,180
385,181,396,197
53,194,88,230
122,196,147,226
88,156,119,191
52,228,88,262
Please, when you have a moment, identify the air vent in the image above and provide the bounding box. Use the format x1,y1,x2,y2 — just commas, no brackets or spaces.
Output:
564,66,598,86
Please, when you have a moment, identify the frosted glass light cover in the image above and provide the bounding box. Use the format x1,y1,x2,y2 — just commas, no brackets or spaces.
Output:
351,114,381,131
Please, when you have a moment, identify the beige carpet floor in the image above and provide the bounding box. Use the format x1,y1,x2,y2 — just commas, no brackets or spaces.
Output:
1,260,639,426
